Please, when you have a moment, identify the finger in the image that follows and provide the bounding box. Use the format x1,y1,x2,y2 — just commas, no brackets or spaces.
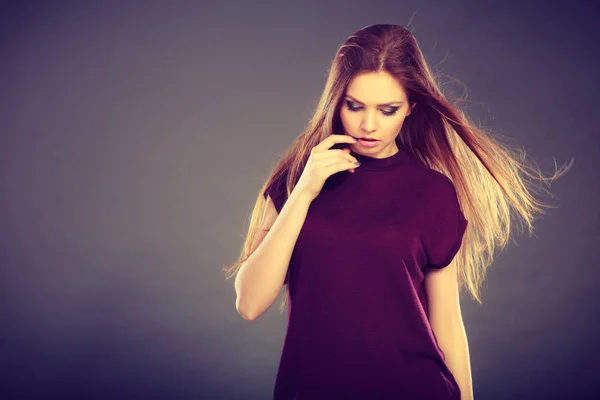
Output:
316,133,357,152
334,160,360,174
314,149,358,164
324,160,359,174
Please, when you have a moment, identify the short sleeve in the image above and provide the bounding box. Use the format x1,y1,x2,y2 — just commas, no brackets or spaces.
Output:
263,175,288,215
422,181,468,270
263,176,291,286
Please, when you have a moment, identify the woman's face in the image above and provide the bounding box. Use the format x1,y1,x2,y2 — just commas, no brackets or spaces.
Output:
340,70,414,158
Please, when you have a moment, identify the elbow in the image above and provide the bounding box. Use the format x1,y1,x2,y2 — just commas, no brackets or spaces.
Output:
234,273,281,321
236,297,256,321
235,275,256,321
238,308,257,321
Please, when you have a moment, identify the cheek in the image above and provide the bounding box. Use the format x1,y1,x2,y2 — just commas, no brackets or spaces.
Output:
339,108,348,120
389,115,407,129
340,109,358,126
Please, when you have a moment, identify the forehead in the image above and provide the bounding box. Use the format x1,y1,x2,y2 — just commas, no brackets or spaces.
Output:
345,70,408,103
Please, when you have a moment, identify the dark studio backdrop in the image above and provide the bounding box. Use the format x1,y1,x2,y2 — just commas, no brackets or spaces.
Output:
0,1,597,399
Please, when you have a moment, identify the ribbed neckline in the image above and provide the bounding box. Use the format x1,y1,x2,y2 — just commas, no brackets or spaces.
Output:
349,144,409,171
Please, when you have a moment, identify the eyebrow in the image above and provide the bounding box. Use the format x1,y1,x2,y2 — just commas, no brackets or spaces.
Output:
344,95,404,107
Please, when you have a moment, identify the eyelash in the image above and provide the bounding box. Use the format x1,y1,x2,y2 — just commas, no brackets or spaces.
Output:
345,101,399,117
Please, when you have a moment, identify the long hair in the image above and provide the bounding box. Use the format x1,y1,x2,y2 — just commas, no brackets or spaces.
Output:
224,24,572,314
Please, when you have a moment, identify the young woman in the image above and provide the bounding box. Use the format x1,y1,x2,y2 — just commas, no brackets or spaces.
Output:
225,24,569,399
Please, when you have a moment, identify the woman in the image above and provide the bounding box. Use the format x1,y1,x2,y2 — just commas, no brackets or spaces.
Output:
225,24,569,399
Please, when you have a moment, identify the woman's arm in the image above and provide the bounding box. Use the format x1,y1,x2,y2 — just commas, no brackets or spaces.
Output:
424,259,474,400
235,188,313,320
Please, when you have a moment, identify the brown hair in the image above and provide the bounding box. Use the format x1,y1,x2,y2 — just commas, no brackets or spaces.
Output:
224,24,572,313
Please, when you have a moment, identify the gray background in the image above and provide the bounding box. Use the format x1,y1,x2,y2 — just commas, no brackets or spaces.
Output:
1,1,597,399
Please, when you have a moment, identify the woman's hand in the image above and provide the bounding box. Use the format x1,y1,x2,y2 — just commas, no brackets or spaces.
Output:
295,134,360,202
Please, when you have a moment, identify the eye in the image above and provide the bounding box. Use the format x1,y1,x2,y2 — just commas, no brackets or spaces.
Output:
345,101,399,117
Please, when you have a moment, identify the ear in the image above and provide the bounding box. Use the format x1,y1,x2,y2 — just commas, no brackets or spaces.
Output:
406,102,416,116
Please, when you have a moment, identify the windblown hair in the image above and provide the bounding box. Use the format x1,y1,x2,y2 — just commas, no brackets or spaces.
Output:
224,24,572,314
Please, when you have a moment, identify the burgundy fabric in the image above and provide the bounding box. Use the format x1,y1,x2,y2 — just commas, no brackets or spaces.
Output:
264,144,468,399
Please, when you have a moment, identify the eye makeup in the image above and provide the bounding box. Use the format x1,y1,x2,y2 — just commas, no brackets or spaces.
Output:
345,100,399,116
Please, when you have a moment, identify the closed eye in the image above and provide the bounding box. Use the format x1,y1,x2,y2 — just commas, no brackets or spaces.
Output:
345,100,399,116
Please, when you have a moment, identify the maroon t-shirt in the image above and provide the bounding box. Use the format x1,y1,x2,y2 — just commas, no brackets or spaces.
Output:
264,144,468,399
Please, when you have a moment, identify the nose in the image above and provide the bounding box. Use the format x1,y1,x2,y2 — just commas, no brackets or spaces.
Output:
360,110,379,133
